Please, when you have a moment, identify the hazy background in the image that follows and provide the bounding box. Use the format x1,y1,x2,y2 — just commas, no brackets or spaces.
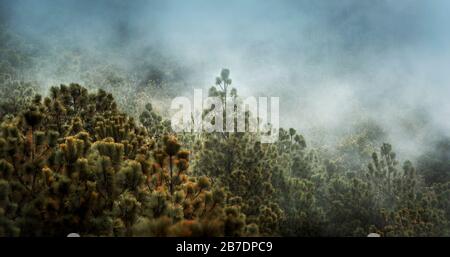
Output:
1,0,450,159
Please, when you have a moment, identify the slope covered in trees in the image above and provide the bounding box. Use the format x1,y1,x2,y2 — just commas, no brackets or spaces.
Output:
1,75,450,236
1,26,450,237
0,84,252,236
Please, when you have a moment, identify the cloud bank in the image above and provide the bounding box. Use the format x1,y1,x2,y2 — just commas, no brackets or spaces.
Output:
2,0,450,159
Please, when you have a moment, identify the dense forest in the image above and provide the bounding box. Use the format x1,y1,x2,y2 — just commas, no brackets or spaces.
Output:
1,2,450,237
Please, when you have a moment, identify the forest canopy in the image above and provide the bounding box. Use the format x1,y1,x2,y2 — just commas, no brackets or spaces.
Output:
0,74,449,236
1,1,450,237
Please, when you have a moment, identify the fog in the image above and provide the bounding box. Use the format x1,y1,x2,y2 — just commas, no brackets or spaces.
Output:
2,0,450,159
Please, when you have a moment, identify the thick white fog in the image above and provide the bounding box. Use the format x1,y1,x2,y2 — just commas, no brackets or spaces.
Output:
2,0,450,159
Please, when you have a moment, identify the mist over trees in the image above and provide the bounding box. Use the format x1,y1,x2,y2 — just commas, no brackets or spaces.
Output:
1,1,450,237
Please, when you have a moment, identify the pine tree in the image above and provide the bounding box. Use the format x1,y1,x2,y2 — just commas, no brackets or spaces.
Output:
0,84,249,236
193,70,282,235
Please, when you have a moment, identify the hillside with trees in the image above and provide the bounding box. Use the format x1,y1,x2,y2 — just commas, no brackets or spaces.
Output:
1,22,450,237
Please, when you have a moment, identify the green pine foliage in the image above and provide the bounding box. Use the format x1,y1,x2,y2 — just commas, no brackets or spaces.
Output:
0,59,449,236
0,84,248,236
